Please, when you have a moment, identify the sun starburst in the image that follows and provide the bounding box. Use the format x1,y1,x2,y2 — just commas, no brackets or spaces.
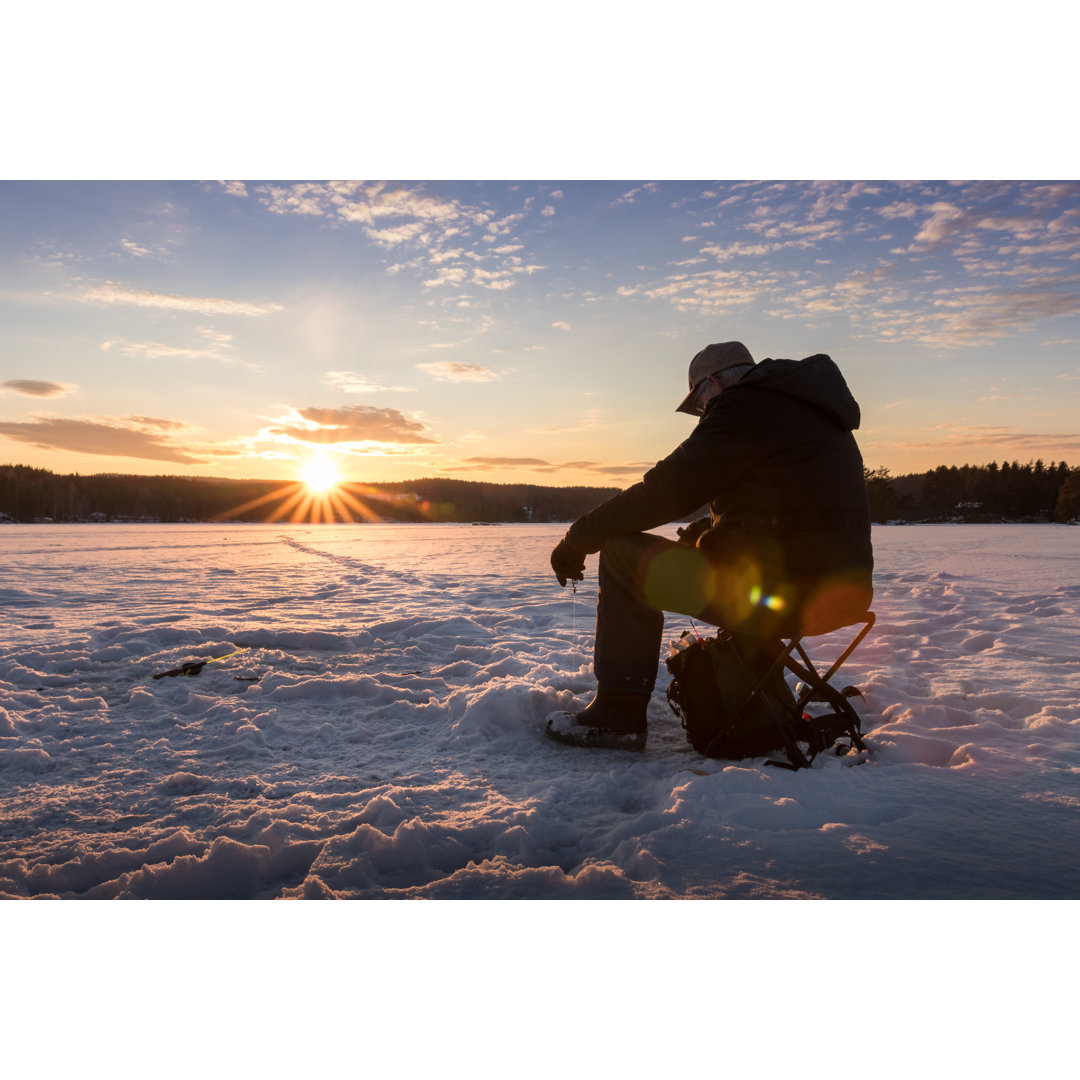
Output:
301,456,341,493
211,465,442,525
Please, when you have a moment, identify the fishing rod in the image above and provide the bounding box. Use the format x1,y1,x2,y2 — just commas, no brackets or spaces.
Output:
151,647,249,680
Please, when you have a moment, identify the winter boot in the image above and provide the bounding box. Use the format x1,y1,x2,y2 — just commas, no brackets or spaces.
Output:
546,684,650,751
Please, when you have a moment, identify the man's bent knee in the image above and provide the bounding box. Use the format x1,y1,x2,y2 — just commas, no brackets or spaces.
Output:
599,532,720,620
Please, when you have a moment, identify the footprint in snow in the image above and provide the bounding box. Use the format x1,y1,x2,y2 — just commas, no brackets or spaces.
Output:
960,631,997,654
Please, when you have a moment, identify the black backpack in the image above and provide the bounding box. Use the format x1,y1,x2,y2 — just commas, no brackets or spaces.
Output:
664,630,865,769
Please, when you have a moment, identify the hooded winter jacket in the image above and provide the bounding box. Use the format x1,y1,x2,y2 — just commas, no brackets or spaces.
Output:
564,354,874,635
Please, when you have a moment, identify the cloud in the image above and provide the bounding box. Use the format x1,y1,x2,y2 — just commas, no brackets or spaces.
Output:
552,321,571,331
1018,182,1080,210
268,405,437,446
462,456,552,467
613,181,1080,343
902,425,1080,453
118,238,158,258
216,181,248,198
878,200,922,222
976,216,1045,241
527,409,604,434
900,286,1080,347
365,222,430,248
470,257,546,290
741,217,845,245
872,184,1080,264
427,248,465,265
416,361,505,382
829,265,902,303
808,181,881,219
998,237,1080,258
1,380,77,398
575,462,654,477
423,266,468,288
620,266,779,314
613,183,659,205
252,181,554,296
325,371,416,394
485,212,525,237
698,240,786,262
257,181,473,230
456,456,650,478
78,282,283,317
123,415,188,430
0,416,204,463
101,326,241,365
468,270,511,291
424,254,544,292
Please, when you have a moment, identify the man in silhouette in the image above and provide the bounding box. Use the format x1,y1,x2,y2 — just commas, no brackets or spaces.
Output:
547,341,873,751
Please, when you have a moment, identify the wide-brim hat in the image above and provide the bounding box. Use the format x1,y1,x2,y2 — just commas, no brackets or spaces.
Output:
675,340,755,414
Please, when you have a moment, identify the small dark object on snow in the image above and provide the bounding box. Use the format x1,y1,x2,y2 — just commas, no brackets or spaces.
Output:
153,660,209,679
151,648,248,680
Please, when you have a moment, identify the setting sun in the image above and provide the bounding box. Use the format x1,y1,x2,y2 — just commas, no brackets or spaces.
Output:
301,456,341,493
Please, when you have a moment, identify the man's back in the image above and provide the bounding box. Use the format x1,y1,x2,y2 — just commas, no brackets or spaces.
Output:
695,355,872,579
690,355,872,633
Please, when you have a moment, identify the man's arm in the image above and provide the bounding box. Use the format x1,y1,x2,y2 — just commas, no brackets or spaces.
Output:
547,392,758,584
562,402,752,552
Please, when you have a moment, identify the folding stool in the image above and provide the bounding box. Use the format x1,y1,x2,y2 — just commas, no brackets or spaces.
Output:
719,611,876,769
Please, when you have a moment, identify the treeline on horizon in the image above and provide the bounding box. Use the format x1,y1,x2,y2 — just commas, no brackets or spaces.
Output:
2,460,1079,525
0,465,620,524
866,460,1079,523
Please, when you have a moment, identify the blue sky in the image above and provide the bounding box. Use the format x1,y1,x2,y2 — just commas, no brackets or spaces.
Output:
2,179,1079,486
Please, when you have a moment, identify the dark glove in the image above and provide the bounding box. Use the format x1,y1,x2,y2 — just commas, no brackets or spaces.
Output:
676,517,710,546
550,538,586,587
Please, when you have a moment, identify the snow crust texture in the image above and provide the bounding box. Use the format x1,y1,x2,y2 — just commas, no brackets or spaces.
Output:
1,523,1078,900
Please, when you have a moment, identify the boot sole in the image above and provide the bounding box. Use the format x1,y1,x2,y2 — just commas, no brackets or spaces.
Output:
545,712,646,752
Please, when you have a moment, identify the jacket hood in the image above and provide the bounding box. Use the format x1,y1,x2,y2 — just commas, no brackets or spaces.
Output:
737,354,861,430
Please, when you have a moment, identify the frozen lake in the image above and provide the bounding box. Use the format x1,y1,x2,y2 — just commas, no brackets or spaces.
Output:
1,521,1078,899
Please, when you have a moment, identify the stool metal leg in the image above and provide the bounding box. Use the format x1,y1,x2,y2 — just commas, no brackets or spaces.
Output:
714,614,875,768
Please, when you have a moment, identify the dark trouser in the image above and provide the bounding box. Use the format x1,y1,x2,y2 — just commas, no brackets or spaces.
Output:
592,530,872,699
594,533,738,693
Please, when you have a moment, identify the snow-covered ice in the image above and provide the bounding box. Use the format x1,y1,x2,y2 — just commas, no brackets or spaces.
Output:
1,522,1078,900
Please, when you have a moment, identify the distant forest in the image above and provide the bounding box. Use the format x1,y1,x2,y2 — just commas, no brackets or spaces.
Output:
0,465,620,525
865,460,1078,524
2,460,1079,525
